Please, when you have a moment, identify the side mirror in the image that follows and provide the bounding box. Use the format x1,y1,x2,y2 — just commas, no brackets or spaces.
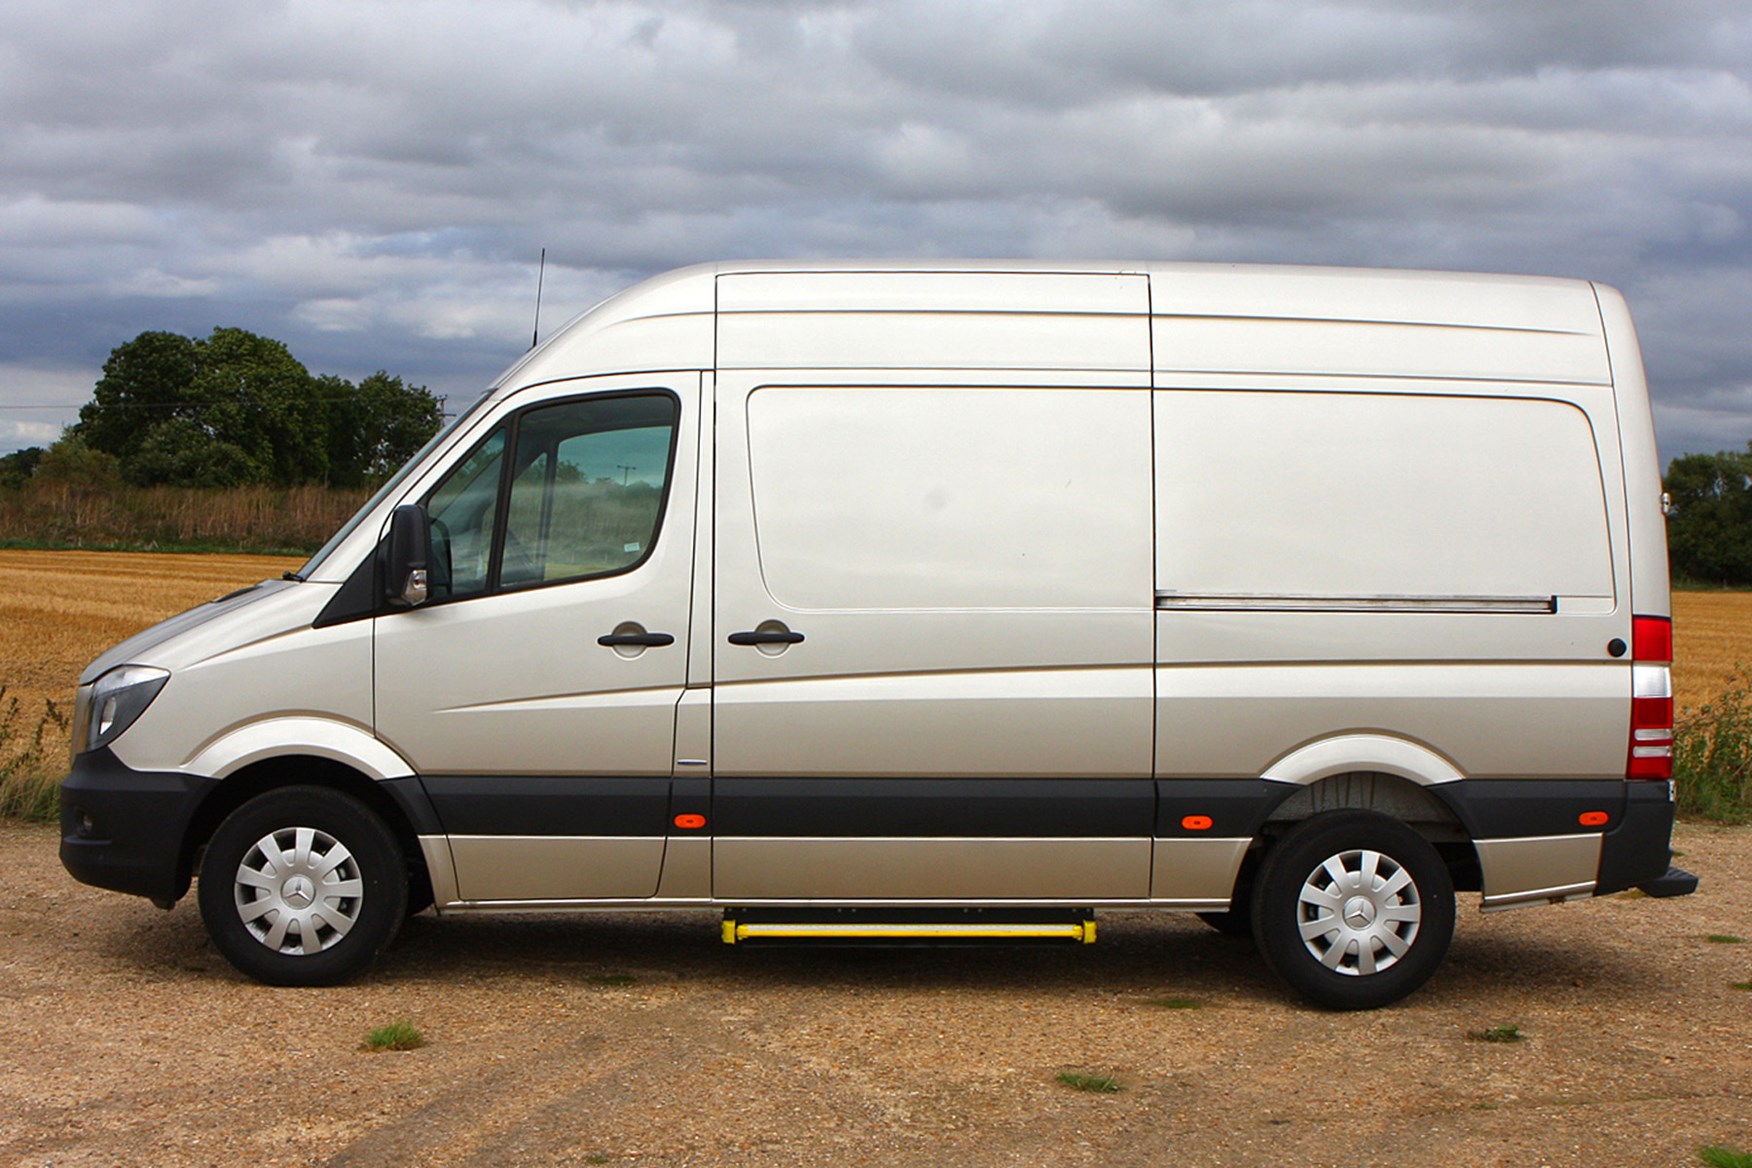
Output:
385,503,433,608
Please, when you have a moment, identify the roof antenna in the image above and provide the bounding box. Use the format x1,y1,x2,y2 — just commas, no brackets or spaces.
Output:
531,247,547,349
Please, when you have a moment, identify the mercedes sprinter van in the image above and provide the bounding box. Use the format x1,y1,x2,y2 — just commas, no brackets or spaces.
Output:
61,261,1696,1008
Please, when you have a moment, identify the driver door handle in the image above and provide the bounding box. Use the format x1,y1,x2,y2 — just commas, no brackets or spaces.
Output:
597,631,676,647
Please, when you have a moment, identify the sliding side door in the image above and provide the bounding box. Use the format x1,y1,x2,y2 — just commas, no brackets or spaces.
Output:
711,378,1156,901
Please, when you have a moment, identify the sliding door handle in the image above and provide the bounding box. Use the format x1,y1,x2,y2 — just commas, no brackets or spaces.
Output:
728,629,805,646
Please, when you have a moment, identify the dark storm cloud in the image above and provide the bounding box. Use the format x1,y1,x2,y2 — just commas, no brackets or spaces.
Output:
0,0,1748,459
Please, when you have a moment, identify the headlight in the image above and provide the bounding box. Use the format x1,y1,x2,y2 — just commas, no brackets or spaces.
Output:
75,665,170,756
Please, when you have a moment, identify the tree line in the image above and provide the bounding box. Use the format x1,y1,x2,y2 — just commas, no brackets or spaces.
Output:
0,327,443,491
1665,446,1752,586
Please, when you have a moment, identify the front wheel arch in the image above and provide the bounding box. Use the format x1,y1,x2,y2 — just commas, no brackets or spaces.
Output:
179,756,432,912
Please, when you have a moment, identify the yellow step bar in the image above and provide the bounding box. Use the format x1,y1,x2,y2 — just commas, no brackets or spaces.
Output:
722,918,1096,944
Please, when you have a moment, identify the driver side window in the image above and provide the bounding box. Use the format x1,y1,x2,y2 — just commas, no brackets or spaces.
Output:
422,391,678,603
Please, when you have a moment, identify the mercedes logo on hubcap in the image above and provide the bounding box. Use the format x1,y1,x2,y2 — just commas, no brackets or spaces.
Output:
1343,896,1375,929
282,875,316,909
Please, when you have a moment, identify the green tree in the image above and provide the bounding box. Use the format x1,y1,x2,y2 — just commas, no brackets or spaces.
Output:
33,434,123,491
186,327,328,485
77,327,321,485
78,331,200,463
0,446,45,488
123,418,262,487
73,328,439,488
322,371,443,487
1665,445,1752,585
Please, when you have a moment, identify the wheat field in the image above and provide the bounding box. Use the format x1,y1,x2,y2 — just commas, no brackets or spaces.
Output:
0,550,303,733
1,548,1749,768
1669,590,1752,712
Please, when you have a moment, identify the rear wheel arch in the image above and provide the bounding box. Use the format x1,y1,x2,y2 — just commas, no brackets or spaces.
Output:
1265,770,1463,831
1203,770,1465,932
1258,770,1478,890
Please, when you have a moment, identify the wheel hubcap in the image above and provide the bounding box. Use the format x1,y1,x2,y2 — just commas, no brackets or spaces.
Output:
232,826,364,956
1296,848,1422,976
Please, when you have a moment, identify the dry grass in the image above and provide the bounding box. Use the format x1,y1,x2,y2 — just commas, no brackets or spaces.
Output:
0,483,370,553
0,550,304,768
1672,591,1752,713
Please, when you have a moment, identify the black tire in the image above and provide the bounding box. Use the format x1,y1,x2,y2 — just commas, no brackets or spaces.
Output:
1250,811,1455,1010
198,786,407,986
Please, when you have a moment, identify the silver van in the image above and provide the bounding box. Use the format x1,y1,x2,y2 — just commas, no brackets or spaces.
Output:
60,261,1696,1008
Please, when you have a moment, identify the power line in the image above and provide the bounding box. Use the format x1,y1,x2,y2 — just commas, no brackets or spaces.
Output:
0,393,434,410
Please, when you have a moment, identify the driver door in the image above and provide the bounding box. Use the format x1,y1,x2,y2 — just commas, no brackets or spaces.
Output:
374,376,700,902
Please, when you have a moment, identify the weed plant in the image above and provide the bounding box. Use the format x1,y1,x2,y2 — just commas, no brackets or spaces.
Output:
1699,1147,1752,1168
1056,1071,1122,1093
0,690,67,823
1475,1024,1524,1043
1675,665,1752,824
363,1021,425,1052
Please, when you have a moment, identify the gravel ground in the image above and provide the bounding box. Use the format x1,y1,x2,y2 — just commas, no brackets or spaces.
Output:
1,821,1747,1168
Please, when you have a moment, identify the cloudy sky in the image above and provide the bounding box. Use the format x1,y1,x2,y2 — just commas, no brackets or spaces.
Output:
2,0,1749,463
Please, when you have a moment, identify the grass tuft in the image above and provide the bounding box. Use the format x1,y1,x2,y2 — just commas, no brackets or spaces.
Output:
0,690,69,823
1731,981,1752,991
1699,1147,1752,1168
1706,935,1745,944
363,1020,426,1052
1674,665,1752,824
1474,1024,1524,1044
1057,1071,1122,1094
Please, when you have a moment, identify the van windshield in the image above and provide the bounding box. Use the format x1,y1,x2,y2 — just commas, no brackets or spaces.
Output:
292,390,496,581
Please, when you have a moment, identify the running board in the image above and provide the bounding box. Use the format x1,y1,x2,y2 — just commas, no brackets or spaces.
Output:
721,907,1097,946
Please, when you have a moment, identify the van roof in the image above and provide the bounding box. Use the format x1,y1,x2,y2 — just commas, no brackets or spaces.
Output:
497,260,1611,389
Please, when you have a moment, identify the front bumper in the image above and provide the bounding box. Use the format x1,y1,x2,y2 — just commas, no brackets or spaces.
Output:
59,747,216,905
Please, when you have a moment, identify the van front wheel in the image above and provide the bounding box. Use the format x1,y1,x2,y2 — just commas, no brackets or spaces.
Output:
197,786,407,986
1251,812,1454,1010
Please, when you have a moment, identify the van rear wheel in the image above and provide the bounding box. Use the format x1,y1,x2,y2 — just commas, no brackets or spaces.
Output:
197,786,407,986
1251,811,1454,1010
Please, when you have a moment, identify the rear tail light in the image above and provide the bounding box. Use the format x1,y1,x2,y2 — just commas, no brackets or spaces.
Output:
1628,615,1673,781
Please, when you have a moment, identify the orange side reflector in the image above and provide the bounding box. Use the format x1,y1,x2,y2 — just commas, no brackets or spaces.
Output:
1578,811,1609,827
1181,815,1214,831
673,813,707,830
